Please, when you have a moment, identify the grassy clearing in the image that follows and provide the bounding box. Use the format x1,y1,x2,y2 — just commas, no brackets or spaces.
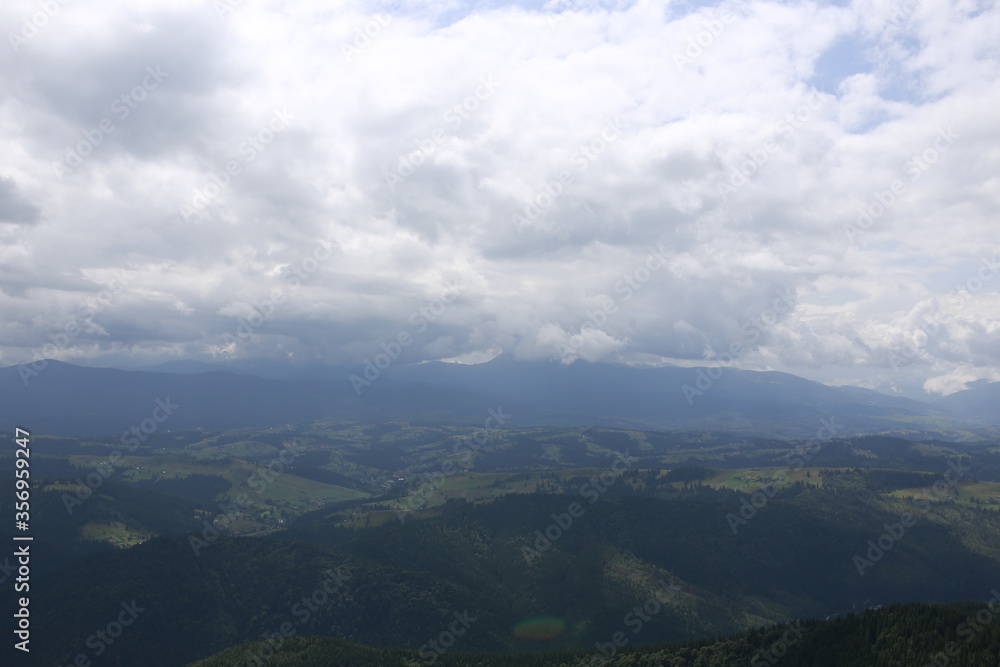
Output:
889,478,1000,509
80,521,150,547
705,467,831,491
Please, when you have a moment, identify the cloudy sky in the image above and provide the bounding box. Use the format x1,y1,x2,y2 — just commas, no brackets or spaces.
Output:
1,0,998,397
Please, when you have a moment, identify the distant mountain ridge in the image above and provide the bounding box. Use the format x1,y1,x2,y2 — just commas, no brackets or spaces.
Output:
935,379,1000,424
1,356,996,439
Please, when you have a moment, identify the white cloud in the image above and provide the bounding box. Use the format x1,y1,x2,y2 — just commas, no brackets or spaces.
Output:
1,0,998,397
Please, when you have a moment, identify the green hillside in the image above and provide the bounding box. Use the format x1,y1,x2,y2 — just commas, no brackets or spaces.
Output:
18,480,1000,665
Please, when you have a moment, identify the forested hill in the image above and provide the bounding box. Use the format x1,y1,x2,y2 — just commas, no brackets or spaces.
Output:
192,601,1000,666
15,484,1000,665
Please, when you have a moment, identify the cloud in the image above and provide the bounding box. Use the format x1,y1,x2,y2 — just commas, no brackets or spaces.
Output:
0,0,998,397
0,176,40,225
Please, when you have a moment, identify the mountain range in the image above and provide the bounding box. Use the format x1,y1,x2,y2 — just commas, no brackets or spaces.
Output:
2,356,997,439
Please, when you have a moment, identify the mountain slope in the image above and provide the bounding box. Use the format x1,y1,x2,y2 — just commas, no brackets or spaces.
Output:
935,380,1000,425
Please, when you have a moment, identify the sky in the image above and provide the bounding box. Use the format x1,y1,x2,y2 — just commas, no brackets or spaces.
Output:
1,0,998,398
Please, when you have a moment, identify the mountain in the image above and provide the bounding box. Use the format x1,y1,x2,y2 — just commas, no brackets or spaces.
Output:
935,380,1000,425
379,354,954,435
0,357,986,439
1,359,360,436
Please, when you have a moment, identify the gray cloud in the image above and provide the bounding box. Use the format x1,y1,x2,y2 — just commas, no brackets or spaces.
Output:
0,176,40,225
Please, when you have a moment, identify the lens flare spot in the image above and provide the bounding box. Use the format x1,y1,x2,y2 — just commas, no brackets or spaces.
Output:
513,616,566,642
